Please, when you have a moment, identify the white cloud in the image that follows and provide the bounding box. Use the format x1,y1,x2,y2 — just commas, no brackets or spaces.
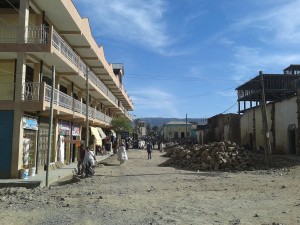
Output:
216,90,236,97
232,1,300,45
183,11,207,23
217,37,234,47
231,46,300,83
130,88,180,117
74,0,172,53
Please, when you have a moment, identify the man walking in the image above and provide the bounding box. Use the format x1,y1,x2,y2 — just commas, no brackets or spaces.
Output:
146,142,153,160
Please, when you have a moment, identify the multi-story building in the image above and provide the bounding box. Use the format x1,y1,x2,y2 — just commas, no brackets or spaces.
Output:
0,0,133,178
236,65,300,154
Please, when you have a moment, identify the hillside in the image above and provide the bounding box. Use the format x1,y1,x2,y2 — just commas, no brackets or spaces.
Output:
134,117,207,127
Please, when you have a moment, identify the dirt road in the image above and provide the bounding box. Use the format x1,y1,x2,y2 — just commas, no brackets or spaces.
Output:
0,149,299,225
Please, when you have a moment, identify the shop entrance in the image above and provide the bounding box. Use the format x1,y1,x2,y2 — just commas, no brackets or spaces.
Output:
23,129,37,168
38,118,55,170
288,129,296,154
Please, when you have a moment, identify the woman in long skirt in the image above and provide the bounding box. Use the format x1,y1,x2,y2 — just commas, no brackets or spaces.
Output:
117,143,128,164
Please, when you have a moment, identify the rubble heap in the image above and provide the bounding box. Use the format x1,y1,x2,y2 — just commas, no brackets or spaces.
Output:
161,141,264,171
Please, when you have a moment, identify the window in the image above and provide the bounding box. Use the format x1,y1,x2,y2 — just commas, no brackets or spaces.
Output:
59,85,67,94
42,76,52,86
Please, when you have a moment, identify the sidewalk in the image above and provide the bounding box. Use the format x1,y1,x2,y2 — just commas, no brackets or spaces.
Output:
0,153,114,188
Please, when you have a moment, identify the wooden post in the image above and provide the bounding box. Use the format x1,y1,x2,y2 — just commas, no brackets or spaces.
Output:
260,71,272,167
296,89,300,155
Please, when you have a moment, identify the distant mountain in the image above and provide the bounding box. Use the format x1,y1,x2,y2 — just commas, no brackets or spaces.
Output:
134,117,207,127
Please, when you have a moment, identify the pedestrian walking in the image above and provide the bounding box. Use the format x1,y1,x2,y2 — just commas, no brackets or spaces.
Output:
117,143,128,164
146,142,153,160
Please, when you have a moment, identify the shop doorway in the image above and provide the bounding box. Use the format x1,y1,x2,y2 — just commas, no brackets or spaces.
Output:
71,136,77,162
23,129,37,168
288,129,296,154
181,132,185,138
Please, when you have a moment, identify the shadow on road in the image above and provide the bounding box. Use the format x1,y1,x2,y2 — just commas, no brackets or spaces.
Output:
94,170,223,178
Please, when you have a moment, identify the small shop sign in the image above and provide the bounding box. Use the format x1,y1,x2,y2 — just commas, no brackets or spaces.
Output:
58,120,70,135
22,116,38,130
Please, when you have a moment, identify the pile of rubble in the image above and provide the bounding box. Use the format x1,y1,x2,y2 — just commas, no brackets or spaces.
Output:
161,141,265,171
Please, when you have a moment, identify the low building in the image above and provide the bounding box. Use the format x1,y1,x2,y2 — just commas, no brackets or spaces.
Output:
240,95,299,154
196,114,241,145
163,121,193,143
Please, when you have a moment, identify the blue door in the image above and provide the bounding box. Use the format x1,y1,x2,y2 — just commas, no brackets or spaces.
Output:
0,111,14,178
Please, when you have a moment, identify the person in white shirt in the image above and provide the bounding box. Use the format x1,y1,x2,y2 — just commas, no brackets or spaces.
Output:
83,147,96,176
117,143,128,164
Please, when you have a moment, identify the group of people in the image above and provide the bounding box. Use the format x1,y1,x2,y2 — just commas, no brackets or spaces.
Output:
77,145,96,177
77,140,163,174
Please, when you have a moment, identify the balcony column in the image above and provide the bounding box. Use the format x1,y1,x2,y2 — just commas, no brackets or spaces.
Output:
92,99,97,110
15,53,26,101
78,91,83,103
55,76,60,89
33,63,41,83
11,0,31,175
18,0,29,43
15,0,29,101
52,118,59,163
67,84,72,96
10,110,24,178
55,76,60,108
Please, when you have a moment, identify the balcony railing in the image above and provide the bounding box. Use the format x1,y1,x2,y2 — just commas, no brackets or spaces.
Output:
21,82,112,124
26,26,49,44
45,84,111,122
0,25,133,109
0,26,49,44
52,29,78,67
23,82,41,101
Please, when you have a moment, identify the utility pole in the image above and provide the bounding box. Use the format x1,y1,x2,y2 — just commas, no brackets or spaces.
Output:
186,114,188,145
85,68,89,147
46,66,55,187
260,71,272,167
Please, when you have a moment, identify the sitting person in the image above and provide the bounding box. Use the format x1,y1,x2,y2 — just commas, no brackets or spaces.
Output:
83,147,96,176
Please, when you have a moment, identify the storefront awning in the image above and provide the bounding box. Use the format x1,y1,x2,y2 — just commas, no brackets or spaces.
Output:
98,128,106,139
91,127,102,146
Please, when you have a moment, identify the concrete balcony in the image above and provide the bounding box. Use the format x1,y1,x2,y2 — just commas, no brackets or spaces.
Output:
0,82,113,126
0,25,133,112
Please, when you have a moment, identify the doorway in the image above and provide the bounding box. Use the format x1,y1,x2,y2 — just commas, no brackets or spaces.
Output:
288,129,296,154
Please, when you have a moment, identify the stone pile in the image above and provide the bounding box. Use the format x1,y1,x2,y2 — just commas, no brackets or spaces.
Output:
161,141,264,171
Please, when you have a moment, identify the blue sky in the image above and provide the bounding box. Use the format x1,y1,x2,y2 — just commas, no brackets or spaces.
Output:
73,0,300,119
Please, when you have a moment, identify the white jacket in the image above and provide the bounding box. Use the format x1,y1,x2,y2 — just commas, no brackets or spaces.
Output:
83,150,96,166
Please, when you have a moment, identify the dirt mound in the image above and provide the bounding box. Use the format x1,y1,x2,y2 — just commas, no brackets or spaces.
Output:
161,141,265,171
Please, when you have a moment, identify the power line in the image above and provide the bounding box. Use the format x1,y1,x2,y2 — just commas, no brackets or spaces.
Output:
221,101,238,114
126,73,247,82
134,86,237,103
125,73,265,84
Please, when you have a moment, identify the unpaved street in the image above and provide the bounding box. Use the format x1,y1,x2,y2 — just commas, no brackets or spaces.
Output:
0,149,299,225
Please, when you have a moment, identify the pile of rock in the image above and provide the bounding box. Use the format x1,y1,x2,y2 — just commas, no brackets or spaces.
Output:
161,141,264,171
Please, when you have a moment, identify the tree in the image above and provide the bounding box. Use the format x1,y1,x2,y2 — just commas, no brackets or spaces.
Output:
152,125,159,133
111,117,133,135
111,117,133,145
